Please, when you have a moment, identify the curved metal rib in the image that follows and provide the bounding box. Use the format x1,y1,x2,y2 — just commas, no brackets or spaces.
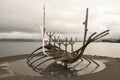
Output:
27,51,44,63
87,57,99,66
33,57,54,70
28,55,47,67
27,46,43,60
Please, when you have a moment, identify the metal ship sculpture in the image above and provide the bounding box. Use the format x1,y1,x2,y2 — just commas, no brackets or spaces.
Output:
26,6,110,75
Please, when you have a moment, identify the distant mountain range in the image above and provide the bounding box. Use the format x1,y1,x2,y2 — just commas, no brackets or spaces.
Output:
102,38,120,43
0,39,41,42
0,38,120,43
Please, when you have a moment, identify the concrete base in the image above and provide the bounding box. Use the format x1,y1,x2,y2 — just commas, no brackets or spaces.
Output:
9,57,106,77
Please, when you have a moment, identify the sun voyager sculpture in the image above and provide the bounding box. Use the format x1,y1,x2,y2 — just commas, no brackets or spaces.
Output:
26,5,110,76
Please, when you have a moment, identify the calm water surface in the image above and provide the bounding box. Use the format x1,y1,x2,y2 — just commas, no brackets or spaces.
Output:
0,42,120,58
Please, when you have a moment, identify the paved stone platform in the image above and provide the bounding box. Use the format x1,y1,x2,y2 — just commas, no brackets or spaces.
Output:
9,56,106,77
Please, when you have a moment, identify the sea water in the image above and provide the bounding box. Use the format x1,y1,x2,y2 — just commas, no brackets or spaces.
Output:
0,42,120,58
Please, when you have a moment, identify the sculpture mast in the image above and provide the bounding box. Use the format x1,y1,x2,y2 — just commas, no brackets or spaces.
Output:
42,4,48,55
83,8,88,46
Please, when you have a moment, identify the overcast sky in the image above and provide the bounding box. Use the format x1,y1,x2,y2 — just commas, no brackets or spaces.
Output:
0,0,120,39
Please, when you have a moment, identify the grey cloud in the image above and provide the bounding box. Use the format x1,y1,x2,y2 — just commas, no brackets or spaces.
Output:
0,0,120,39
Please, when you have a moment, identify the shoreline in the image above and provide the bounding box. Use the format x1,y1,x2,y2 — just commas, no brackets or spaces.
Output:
0,54,120,80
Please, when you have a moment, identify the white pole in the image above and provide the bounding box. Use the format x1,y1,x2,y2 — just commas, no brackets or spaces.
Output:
41,4,48,55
